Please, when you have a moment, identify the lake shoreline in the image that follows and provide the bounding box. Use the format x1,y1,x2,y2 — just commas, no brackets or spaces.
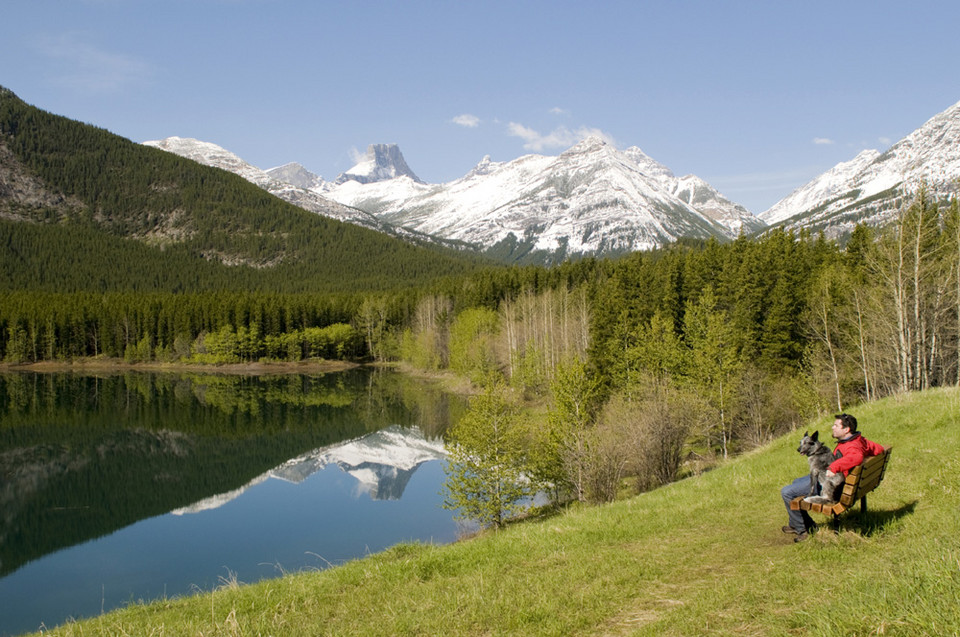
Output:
0,357,363,375
0,358,485,398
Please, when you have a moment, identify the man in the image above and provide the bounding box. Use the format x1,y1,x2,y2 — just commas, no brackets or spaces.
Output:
779,413,885,542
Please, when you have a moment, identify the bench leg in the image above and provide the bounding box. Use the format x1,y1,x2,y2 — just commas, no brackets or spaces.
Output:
831,513,840,534
860,495,867,514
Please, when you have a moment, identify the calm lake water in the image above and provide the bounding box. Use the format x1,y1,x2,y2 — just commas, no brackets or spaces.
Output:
0,369,469,637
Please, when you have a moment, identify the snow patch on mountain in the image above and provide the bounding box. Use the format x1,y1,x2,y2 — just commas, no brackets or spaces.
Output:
760,150,882,226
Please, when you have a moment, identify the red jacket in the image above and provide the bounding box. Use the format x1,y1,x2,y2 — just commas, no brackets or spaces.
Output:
829,433,885,476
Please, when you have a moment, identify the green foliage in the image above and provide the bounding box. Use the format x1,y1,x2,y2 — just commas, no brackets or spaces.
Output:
448,307,500,383
442,379,531,529
509,338,548,397
683,286,740,457
542,356,603,502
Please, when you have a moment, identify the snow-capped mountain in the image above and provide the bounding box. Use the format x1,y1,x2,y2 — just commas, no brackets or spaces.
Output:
316,137,762,261
265,161,325,190
334,144,423,185
760,99,960,236
146,135,762,262
143,137,471,249
671,175,764,235
617,146,764,235
142,137,382,229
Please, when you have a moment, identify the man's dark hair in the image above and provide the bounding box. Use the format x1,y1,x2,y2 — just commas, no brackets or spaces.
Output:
834,413,858,433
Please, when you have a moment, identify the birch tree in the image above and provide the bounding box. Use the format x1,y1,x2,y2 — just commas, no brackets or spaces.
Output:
441,379,530,529
684,286,740,458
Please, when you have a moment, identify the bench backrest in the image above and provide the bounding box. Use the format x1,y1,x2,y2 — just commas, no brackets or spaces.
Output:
837,447,892,507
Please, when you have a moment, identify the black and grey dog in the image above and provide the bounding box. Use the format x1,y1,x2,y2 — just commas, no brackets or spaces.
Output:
797,430,844,504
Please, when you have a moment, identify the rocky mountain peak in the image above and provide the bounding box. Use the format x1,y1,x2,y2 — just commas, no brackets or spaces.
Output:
563,135,614,157
623,146,676,184
335,143,423,185
265,162,324,190
143,137,266,185
464,155,498,179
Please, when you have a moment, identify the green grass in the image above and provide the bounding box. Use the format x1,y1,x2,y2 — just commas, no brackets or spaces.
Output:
34,387,960,636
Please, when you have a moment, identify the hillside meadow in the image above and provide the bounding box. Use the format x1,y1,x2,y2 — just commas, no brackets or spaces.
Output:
27,386,958,636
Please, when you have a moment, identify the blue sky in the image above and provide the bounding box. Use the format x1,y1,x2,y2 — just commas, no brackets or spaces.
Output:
4,0,960,214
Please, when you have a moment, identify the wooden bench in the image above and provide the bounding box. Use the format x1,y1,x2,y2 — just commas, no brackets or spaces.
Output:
790,447,892,525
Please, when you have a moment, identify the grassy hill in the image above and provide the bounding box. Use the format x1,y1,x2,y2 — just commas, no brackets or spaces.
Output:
33,387,959,636
0,87,489,293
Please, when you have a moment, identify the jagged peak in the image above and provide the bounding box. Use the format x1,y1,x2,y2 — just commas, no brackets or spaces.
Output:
565,135,613,154
623,145,676,182
464,155,499,179
335,143,423,185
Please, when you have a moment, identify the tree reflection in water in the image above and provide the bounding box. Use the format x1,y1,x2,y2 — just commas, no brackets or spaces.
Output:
0,368,467,636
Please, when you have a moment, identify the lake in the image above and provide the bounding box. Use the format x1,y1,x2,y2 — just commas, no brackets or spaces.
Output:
0,369,469,637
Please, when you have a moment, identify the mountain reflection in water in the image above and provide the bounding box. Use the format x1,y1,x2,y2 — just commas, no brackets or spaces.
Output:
0,370,466,637
173,425,448,514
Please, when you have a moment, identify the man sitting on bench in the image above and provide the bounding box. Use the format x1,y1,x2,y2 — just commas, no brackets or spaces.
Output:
780,413,885,542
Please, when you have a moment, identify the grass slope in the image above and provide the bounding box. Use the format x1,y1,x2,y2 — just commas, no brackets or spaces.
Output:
35,387,960,636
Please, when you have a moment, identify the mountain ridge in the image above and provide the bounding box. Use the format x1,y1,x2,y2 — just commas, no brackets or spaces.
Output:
759,98,960,237
244,136,765,263
317,136,766,260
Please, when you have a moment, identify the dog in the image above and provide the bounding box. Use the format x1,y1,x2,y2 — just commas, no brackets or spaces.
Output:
797,430,844,504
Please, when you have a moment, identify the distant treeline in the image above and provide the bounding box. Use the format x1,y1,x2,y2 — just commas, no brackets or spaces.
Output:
0,258,600,364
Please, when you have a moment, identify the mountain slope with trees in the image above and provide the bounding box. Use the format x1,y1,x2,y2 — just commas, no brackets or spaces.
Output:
0,86,489,293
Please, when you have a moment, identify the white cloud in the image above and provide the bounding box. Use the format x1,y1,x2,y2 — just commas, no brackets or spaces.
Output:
549,106,569,116
813,137,835,145
348,146,367,164
36,33,152,94
452,113,480,128
507,123,616,151
878,136,892,146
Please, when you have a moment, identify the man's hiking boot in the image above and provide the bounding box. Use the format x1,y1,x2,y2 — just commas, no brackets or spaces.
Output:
794,531,809,542
781,525,799,534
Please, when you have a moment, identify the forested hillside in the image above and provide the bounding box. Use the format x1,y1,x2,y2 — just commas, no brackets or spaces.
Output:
0,86,488,293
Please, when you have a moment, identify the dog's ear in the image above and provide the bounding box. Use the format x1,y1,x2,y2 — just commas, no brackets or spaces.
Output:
811,431,819,441
803,431,809,437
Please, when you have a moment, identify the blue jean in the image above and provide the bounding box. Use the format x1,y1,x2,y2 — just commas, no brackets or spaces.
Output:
781,475,816,533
